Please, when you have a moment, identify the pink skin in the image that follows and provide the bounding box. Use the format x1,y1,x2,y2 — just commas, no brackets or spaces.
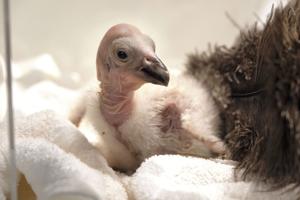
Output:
96,24,169,127
99,71,141,127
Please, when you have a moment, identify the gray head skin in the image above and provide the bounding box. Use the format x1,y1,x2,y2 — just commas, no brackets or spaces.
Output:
96,24,169,127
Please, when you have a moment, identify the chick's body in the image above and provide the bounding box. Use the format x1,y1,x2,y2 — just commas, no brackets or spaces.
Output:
80,70,223,172
71,24,225,172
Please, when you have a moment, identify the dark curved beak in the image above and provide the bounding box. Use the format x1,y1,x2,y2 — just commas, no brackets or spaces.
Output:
140,56,169,86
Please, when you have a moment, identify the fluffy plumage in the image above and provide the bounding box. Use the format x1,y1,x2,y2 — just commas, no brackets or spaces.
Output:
186,0,300,190
72,24,225,172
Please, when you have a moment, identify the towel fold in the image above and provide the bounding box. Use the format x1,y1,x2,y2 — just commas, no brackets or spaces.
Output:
16,138,126,200
1,110,116,175
0,111,127,200
124,155,299,200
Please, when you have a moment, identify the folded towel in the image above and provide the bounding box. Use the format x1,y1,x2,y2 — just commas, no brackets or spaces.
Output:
1,110,116,174
13,81,78,117
0,111,127,200
124,155,299,200
16,138,126,200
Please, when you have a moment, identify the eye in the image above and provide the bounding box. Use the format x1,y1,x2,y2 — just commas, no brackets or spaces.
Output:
117,50,128,60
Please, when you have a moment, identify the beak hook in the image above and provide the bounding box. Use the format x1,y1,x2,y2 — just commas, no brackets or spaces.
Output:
141,56,169,86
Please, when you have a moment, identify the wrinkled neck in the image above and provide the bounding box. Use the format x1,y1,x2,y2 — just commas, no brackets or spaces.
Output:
99,71,137,127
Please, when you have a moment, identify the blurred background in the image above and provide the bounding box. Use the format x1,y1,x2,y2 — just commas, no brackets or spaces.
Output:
0,0,285,119
0,0,282,87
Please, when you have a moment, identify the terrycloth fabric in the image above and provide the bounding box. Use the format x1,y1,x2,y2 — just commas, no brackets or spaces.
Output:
0,111,127,200
16,138,125,200
0,111,116,174
124,155,300,200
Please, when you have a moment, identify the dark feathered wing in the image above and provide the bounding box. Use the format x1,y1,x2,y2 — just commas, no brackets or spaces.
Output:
185,0,300,190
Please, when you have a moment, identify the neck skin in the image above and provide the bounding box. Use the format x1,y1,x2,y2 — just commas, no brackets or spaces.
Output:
99,69,143,127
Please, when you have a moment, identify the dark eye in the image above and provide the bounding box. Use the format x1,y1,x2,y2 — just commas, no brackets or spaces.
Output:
117,50,128,60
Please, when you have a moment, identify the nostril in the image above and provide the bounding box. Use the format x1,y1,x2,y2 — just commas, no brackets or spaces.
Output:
144,56,158,64
144,57,153,65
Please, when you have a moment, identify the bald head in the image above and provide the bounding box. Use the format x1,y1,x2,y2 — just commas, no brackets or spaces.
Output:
99,24,144,54
96,23,169,87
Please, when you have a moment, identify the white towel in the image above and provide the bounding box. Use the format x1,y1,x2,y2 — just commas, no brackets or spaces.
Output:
16,138,126,200
0,111,127,200
1,111,116,174
124,155,299,200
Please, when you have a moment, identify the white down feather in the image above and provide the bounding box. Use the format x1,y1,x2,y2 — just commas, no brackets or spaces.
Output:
79,70,222,171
